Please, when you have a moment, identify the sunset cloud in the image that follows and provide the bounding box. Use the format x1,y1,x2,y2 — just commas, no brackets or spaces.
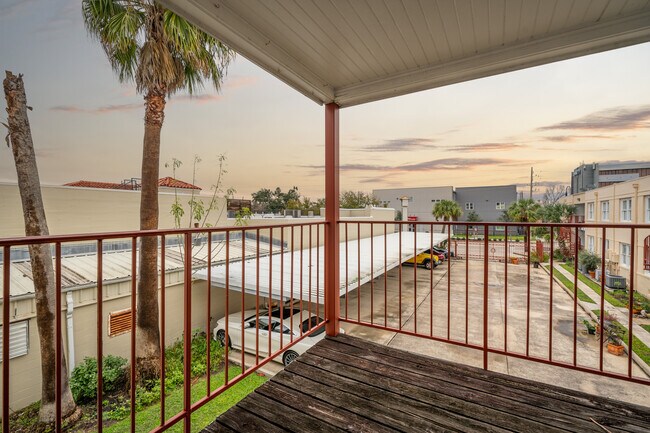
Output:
361,138,437,152
446,142,525,152
301,158,527,173
538,105,650,131
171,94,223,104
50,103,142,114
541,134,620,142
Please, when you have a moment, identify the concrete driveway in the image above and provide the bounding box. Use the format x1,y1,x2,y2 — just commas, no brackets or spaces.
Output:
340,259,650,407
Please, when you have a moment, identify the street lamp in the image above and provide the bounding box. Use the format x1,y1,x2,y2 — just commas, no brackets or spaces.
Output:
400,196,409,231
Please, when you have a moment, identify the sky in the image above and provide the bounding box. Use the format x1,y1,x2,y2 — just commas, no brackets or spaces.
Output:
1,0,650,201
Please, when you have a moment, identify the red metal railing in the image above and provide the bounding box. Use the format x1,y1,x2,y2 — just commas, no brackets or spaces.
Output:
2,219,649,430
339,220,650,387
0,223,324,432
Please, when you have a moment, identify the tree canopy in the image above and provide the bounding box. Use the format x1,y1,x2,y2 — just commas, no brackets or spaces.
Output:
251,186,300,213
339,191,380,209
432,200,462,221
506,199,541,223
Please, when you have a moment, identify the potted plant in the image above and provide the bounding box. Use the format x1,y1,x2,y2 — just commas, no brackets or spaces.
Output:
578,250,600,278
510,257,519,265
604,325,624,356
582,319,596,335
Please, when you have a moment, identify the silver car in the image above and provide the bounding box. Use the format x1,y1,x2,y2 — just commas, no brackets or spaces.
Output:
213,307,332,366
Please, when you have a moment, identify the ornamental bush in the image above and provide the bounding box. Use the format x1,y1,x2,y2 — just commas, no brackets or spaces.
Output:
70,355,128,404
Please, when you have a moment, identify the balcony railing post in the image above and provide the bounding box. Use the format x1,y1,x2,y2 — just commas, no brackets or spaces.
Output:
324,102,340,336
3,246,10,433
183,232,192,433
483,224,489,370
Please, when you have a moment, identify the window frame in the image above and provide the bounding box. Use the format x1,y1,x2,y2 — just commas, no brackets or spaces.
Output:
601,200,610,221
620,242,631,268
587,202,594,220
465,202,474,211
620,198,632,222
495,202,505,210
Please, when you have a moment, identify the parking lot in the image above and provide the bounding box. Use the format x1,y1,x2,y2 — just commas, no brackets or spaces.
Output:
340,258,650,407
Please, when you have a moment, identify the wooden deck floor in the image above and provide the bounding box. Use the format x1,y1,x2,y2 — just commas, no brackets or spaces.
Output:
203,334,650,433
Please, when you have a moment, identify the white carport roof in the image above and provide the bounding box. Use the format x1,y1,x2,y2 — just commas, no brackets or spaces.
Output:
194,231,447,304
161,0,650,107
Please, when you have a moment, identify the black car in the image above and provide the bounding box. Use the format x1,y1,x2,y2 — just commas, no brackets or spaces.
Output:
432,246,453,258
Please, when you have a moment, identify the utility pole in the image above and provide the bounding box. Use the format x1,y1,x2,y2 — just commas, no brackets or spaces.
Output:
529,167,533,200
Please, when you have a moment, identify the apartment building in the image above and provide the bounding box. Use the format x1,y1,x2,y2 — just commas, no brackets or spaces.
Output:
564,176,650,296
373,185,517,234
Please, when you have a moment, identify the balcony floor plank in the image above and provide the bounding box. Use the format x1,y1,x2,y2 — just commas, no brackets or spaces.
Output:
202,334,650,433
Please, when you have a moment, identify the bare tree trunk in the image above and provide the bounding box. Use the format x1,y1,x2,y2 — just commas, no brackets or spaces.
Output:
3,71,77,423
135,87,164,381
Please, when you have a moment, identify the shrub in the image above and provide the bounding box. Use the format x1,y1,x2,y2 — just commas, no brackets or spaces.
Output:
165,329,224,389
70,355,128,404
530,251,549,263
553,248,566,262
578,250,600,272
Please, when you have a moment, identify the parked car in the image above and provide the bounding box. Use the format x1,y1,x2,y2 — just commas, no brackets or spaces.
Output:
404,249,440,269
433,246,453,258
213,307,336,366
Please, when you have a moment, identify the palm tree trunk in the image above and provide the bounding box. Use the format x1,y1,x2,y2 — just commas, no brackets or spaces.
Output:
3,72,77,423
135,87,165,381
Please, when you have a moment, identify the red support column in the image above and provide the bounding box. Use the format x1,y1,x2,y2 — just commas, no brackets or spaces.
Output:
325,102,340,336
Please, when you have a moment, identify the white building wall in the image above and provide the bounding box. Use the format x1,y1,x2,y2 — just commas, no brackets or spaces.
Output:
0,183,226,237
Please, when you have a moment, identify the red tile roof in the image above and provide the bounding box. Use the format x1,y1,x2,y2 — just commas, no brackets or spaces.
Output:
157,177,201,190
65,178,201,191
64,180,135,190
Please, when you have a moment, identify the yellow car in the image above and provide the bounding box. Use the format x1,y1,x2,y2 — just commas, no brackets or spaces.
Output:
405,249,440,270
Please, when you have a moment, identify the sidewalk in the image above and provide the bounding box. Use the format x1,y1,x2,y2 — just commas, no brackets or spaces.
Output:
553,263,650,350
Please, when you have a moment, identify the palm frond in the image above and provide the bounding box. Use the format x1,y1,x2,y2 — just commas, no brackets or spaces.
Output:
83,0,234,95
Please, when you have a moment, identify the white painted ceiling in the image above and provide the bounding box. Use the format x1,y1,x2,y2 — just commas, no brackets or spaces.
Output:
161,0,650,107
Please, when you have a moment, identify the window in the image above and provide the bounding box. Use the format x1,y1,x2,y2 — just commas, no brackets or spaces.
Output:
645,196,650,222
496,202,505,210
465,202,474,210
0,320,29,362
108,309,132,337
644,236,650,271
587,202,594,220
605,239,609,253
601,201,609,221
620,243,631,267
587,236,594,252
431,199,441,204
620,198,632,222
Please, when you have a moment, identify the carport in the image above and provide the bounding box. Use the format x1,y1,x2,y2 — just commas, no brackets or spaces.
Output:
195,231,448,303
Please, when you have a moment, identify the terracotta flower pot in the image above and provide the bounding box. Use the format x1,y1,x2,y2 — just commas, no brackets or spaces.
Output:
589,271,595,279
607,343,624,356
511,258,519,265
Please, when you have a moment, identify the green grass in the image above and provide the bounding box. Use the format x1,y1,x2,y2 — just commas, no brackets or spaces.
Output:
642,324,650,333
104,366,266,433
559,263,626,307
545,265,595,303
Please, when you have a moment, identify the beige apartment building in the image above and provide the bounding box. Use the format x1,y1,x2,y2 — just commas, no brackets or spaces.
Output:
564,176,650,296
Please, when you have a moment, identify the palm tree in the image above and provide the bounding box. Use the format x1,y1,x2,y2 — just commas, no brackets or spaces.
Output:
432,200,462,233
4,72,78,423
507,199,541,223
82,0,234,380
